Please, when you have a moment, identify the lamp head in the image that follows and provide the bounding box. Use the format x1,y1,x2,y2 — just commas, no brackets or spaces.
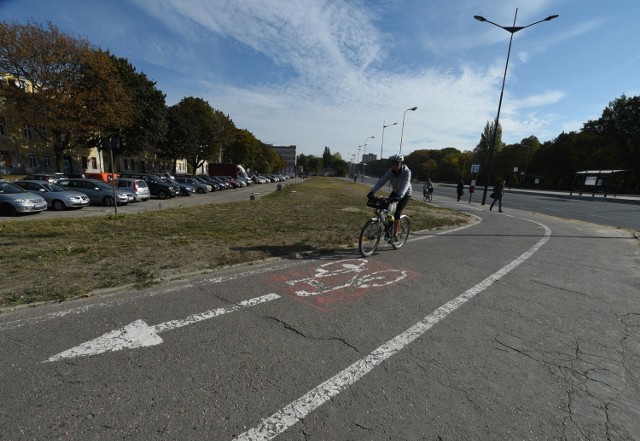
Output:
545,14,559,21
474,15,486,22
409,106,417,111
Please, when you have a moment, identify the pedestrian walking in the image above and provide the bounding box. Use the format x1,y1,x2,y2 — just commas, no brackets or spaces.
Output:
456,180,464,202
489,179,506,212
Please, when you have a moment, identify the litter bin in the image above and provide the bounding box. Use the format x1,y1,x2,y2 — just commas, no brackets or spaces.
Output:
277,184,283,191
250,192,259,201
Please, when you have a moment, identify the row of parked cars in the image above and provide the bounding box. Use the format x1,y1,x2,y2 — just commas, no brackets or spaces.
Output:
0,172,291,216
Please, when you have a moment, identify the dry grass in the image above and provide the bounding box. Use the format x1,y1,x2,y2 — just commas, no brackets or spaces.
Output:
0,178,470,308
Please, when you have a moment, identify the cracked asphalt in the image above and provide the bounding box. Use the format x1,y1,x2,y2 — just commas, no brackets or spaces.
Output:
1,185,639,440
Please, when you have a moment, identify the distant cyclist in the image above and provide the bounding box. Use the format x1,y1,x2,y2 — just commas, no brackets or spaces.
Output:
367,154,412,243
423,179,434,201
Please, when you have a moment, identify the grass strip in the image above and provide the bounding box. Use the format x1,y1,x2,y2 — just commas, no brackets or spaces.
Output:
0,178,470,308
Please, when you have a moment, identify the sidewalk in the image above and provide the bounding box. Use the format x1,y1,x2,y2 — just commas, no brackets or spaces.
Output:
439,183,640,205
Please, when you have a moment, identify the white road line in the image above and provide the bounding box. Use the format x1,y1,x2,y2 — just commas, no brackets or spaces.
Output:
235,218,552,440
44,294,280,362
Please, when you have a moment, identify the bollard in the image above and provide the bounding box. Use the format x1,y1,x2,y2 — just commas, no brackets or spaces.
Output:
277,184,283,191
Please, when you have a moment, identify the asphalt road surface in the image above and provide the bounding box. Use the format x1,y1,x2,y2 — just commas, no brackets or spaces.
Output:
420,181,640,231
1,178,639,440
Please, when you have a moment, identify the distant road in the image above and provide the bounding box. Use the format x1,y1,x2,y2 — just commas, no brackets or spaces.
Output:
357,176,640,231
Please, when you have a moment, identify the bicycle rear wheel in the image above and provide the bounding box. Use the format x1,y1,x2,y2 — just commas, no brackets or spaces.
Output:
392,215,411,249
359,219,382,257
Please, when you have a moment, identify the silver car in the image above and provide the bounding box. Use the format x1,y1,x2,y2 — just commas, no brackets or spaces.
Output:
15,180,90,210
116,178,151,202
175,176,212,193
0,180,48,216
57,178,132,206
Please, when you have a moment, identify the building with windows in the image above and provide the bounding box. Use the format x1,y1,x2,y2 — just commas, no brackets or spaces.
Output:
268,144,297,175
362,153,377,163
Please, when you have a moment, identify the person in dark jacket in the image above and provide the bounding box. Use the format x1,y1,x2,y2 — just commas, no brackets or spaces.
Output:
489,179,506,212
456,180,464,201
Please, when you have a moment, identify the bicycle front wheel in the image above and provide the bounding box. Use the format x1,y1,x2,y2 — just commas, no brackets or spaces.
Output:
392,215,411,249
359,219,382,257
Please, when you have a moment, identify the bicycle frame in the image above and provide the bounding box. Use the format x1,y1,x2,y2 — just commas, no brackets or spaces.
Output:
358,196,411,257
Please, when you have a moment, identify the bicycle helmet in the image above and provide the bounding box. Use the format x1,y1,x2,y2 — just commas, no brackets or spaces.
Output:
389,154,404,164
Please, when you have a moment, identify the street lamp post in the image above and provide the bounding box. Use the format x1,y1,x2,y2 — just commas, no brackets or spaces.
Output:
361,135,375,182
399,107,417,154
474,9,558,205
522,143,531,185
380,121,397,159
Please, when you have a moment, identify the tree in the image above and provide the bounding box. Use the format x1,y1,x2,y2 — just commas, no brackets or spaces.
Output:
163,97,233,173
582,94,640,191
322,146,332,169
473,120,502,185
307,156,322,175
0,21,133,171
106,55,167,156
225,128,262,169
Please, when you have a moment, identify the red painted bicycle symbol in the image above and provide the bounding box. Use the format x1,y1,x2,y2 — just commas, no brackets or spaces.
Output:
273,259,418,311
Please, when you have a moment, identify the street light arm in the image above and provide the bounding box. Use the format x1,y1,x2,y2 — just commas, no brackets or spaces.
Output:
475,13,558,34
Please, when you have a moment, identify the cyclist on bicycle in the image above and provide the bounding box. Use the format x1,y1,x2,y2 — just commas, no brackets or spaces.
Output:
423,179,434,200
367,154,412,243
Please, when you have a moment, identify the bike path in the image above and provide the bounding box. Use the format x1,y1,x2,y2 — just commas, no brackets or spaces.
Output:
3,202,637,439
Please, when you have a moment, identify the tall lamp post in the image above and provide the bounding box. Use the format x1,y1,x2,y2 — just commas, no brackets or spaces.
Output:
474,9,558,205
399,106,417,154
380,121,397,159
361,135,375,182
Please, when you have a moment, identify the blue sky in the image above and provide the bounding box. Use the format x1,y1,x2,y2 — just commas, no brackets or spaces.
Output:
2,0,639,161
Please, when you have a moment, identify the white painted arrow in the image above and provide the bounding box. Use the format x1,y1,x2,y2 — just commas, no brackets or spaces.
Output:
45,293,280,362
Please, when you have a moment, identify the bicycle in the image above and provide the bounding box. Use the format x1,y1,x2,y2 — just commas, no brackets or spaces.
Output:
358,196,411,257
423,190,433,203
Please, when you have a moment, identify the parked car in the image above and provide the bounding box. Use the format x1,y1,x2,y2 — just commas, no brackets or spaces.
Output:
116,178,151,202
0,180,48,216
192,175,226,191
14,180,90,210
22,173,66,183
175,176,212,193
57,178,132,206
162,177,193,196
119,173,179,199
218,176,241,188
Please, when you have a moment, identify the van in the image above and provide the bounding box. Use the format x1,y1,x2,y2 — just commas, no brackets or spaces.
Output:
85,172,119,183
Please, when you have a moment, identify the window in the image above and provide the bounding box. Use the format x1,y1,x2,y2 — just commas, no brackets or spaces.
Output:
81,156,88,170
91,157,97,169
44,155,51,169
24,125,33,140
0,117,5,136
0,150,11,167
28,153,37,168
